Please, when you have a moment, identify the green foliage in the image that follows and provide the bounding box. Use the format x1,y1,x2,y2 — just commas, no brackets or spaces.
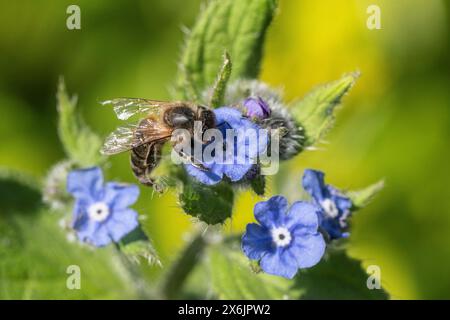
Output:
160,233,207,299
57,78,104,167
206,240,388,300
0,168,41,214
179,175,234,225
177,0,277,99
0,174,135,299
290,73,359,147
209,52,232,108
175,0,278,224
118,227,161,266
208,242,299,299
347,180,385,210
250,174,265,196
293,249,389,300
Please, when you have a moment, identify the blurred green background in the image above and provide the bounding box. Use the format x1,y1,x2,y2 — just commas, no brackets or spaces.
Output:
0,0,449,299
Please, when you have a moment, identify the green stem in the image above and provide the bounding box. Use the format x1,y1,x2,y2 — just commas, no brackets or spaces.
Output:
159,232,207,299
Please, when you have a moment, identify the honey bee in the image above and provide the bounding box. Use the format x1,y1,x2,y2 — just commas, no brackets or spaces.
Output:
101,98,216,192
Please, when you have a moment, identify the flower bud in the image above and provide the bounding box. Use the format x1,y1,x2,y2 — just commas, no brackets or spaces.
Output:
243,96,271,119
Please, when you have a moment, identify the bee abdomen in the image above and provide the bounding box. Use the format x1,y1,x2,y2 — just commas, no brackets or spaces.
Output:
130,142,163,188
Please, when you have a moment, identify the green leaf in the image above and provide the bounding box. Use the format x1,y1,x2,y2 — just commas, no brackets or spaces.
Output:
290,72,359,147
0,167,41,215
294,249,388,299
208,242,300,299
118,227,161,266
209,52,232,108
347,180,385,209
179,177,234,225
57,78,104,167
178,0,277,99
250,174,265,196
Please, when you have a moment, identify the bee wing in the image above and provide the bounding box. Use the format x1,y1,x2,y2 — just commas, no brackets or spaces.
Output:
101,124,140,155
101,98,175,121
101,119,172,155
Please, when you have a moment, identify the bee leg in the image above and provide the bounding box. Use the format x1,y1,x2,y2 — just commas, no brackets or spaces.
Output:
176,149,209,171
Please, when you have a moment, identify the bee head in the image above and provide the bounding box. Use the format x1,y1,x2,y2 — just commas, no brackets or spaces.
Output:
197,106,216,132
165,106,195,129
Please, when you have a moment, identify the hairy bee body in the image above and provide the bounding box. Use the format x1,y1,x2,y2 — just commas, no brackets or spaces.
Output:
130,118,164,190
102,98,216,192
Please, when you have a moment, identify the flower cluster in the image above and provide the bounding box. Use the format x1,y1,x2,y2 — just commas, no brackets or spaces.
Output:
242,169,353,278
185,104,268,185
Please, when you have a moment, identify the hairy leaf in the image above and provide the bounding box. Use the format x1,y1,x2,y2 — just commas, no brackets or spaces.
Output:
347,180,385,210
290,73,359,147
57,78,104,167
179,177,234,225
178,0,277,100
209,242,300,299
294,249,389,300
209,52,232,108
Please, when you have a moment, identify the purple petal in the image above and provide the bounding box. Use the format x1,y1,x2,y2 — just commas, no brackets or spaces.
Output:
254,195,289,228
243,97,271,119
260,248,299,279
289,233,326,269
241,223,273,260
67,167,103,201
103,183,140,210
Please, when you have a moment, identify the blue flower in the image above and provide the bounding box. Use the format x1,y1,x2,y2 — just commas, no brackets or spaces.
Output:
302,169,352,239
242,196,326,279
243,96,271,119
185,107,268,185
67,167,140,247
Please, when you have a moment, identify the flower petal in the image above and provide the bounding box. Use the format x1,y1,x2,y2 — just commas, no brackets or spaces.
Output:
241,223,273,260
329,187,352,214
185,163,223,185
286,201,320,233
214,107,244,128
289,233,326,269
67,167,103,201
76,221,112,247
302,169,329,202
223,163,253,181
254,195,289,228
260,248,299,279
321,218,348,240
103,183,140,210
106,209,139,242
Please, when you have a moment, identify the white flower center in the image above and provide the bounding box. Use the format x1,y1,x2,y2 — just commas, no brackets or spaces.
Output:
87,202,110,222
321,198,339,218
271,227,292,247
